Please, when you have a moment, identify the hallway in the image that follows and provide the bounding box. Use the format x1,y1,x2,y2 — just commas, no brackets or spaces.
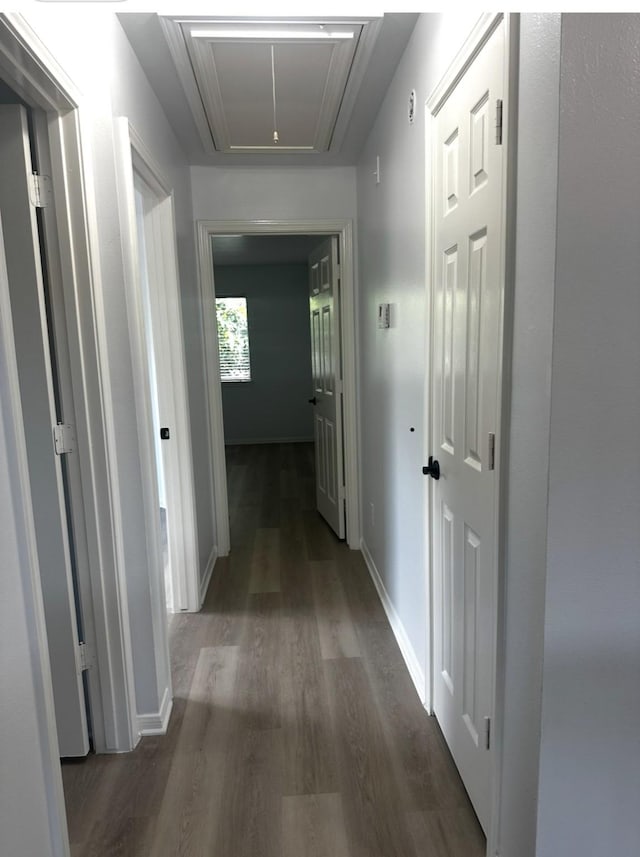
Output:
62,443,484,857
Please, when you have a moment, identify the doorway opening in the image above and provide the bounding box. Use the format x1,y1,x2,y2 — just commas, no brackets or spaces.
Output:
211,233,345,548
197,219,360,562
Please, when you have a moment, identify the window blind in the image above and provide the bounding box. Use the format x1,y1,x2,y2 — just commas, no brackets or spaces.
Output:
216,297,251,382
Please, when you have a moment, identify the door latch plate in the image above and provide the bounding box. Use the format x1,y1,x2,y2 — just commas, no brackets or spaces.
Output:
53,423,76,455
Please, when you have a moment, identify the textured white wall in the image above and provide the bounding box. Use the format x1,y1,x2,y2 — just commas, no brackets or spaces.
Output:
536,14,640,857
356,11,478,697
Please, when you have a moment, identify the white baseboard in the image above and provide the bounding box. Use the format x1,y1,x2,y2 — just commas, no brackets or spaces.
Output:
360,539,426,705
200,545,218,606
137,686,173,737
225,436,314,446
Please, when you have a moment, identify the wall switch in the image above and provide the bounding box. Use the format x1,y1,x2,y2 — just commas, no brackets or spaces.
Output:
408,89,417,124
378,303,390,329
374,155,381,185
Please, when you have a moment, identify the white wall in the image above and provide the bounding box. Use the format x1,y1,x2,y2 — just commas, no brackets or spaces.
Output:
356,12,478,697
191,166,357,222
535,14,640,857
496,14,561,857
215,264,313,444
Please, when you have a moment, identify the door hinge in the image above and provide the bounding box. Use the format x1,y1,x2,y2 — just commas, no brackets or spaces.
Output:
78,642,95,672
29,173,52,209
488,432,496,471
484,715,491,750
495,99,503,145
53,423,76,455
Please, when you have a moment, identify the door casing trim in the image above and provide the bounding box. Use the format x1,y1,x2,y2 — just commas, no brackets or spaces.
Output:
195,218,360,554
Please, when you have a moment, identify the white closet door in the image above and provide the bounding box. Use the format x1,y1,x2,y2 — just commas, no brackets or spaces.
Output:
429,21,506,831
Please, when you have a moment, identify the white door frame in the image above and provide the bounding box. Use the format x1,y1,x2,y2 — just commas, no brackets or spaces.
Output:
0,12,139,759
424,13,515,857
113,118,200,619
196,219,360,555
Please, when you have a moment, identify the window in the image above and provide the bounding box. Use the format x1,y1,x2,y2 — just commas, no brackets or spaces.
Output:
216,297,251,382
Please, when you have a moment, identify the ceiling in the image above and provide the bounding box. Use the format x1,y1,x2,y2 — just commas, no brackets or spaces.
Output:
212,234,323,266
118,12,418,166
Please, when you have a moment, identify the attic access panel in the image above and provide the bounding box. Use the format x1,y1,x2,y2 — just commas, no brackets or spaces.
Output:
161,19,376,156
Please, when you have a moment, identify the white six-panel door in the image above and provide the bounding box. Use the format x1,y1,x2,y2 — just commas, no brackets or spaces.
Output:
309,237,345,539
429,21,506,832
0,104,89,756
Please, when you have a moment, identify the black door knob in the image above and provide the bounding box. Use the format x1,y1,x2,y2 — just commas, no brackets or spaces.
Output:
422,456,440,480
308,397,317,405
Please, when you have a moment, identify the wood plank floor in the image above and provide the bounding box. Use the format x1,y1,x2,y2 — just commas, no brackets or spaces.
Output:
62,443,485,857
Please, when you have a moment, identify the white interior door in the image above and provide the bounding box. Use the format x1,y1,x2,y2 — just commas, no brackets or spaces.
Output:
134,185,173,610
308,237,345,539
428,21,506,831
0,104,89,756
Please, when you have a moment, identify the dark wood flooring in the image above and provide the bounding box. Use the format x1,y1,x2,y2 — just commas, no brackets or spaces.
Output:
62,442,484,856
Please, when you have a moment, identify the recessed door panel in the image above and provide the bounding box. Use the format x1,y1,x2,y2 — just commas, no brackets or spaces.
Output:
315,414,326,496
463,524,481,745
464,229,487,470
470,93,490,194
444,128,459,214
322,305,333,395
441,246,457,455
441,503,455,696
312,308,322,392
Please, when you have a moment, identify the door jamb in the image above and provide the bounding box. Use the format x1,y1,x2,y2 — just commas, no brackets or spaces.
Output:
196,219,360,555
424,13,513,857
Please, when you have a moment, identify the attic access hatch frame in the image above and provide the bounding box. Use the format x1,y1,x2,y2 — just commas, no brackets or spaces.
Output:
159,16,382,156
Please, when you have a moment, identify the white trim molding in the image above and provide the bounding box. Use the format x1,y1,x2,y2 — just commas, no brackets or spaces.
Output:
426,13,504,115
200,544,218,607
225,436,314,446
137,686,174,738
196,218,361,555
361,539,426,706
